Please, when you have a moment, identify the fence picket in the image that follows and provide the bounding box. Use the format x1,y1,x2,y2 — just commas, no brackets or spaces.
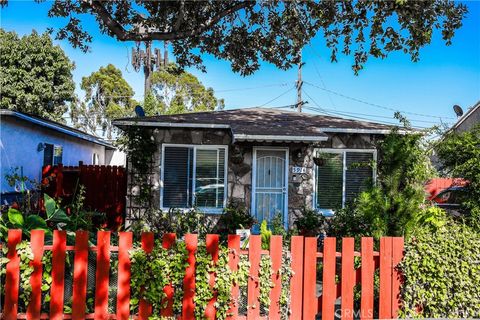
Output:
94,231,111,320
341,238,355,320
247,235,261,319
205,234,220,319
117,232,133,320
269,235,283,320
361,237,375,320
0,231,405,320
379,237,393,319
72,230,89,320
392,237,404,318
322,237,336,320
3,229,22,320
183,233,198,320
27,230,45,320
289,236,304,320
161,233,177,317
139,232,154,320
227,235,240,320
50,230,67,320
303,237,318,320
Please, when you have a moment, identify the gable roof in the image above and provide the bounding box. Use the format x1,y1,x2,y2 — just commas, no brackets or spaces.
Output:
113,107,395,142
1,109,114,149
452,101,480,131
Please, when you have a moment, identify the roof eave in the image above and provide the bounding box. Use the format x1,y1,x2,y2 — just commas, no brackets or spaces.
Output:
234,134,328,143
1,110,114,149
112,120,230,130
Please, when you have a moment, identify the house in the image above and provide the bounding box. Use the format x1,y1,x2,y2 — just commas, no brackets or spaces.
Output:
0,109,119,202
452,101,480,133
113,107,394,227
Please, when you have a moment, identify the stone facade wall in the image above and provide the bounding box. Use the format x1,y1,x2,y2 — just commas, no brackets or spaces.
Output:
126,127,382,227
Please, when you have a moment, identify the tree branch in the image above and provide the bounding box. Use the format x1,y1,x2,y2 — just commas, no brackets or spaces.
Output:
86,1,254,42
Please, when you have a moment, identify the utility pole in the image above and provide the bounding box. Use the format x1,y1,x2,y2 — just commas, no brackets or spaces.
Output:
296,49,304,112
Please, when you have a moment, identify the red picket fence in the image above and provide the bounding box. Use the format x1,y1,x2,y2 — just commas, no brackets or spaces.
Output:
1,229,404,320
42,163,127,229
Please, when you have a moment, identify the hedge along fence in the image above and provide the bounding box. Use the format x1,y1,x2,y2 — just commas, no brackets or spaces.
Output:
1,230,404,320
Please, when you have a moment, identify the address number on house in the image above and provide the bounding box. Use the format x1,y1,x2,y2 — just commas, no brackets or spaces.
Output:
292,166,307,174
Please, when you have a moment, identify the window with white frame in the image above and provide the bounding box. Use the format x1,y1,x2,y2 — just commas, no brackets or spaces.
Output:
161,145,227,211
314,149,376,210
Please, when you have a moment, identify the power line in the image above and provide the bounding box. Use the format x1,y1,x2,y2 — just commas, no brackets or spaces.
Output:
307,45,337,110
302,89,429,129
258,86,296,107
303,81,455,120
216,82,291,93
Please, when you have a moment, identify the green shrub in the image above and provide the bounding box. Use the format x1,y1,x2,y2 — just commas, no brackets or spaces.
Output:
215,202,255,235
293,207,325,237
435,124,480,230
400,221,480,318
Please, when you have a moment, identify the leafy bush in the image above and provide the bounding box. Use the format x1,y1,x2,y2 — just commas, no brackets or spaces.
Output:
293,207,325,237
435,124,480,229
129,208,215,238
215,202,255,235
0,190,105,243
400,221,480,318
327,128,435,240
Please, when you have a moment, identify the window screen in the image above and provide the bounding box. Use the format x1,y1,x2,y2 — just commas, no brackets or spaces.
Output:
316,153,344,209
162,146,226,210
315,150,375,209
163,147,193,208
345,152,374,203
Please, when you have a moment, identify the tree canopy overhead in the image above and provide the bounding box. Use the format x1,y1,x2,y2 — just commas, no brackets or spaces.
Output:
0,29,75,121
1,1,467,75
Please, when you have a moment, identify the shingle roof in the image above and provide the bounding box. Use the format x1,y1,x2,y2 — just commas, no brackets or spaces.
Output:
113,107,395,142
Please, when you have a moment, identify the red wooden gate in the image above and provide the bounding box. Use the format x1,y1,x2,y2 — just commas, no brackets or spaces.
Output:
1,230,404,319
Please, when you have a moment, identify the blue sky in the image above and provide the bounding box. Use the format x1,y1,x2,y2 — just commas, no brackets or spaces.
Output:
1,1,479,128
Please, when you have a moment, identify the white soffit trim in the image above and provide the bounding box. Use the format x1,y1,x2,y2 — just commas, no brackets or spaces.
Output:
234,134,328,142
317,127,398,134
112,120,230,129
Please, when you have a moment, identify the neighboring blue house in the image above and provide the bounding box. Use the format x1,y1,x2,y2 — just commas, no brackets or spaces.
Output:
0,109,117,203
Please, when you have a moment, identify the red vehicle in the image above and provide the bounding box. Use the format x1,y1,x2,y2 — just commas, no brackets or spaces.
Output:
425,178,469,216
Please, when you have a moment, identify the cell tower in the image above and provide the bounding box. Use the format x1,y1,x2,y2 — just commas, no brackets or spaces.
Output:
131,39,169,95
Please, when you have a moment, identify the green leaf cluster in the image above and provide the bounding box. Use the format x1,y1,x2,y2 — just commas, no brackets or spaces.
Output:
129,239,291,319
435,124,480,229
15,2,468,76
400,221,480,318
0,29,75,121
327,129,435,241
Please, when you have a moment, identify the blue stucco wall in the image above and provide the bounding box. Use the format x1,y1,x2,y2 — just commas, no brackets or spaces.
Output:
0,116,106,194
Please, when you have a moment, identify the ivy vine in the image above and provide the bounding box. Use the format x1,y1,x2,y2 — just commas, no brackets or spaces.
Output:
117,126,158,207
0,236,294,319
258,255,274,311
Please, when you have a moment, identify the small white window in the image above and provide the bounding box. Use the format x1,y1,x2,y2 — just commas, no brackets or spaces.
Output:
314,149,376,211
92,153,100,165
161,145,227,213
